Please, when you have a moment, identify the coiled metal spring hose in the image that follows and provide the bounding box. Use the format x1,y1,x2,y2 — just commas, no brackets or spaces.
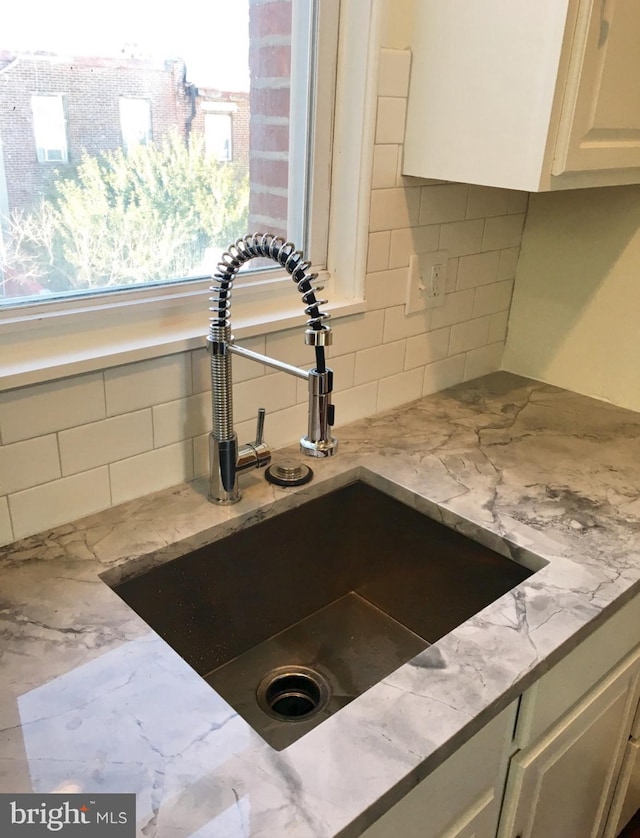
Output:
208,232,331,373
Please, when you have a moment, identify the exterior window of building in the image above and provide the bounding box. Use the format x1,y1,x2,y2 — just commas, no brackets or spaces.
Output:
120,98,152,151
0,0,375,391
205,113,233,162
31,95,68,163
1,0,322,303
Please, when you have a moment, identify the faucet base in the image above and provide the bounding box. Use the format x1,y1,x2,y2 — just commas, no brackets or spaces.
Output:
300,436,338,458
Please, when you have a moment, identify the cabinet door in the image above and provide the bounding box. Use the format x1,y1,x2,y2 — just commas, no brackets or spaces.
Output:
439,789,501,838
498,653,640,838
603,739,640,838
553,0,640,174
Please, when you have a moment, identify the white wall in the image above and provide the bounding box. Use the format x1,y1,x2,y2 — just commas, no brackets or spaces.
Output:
503,186,640,412
0,33,528,546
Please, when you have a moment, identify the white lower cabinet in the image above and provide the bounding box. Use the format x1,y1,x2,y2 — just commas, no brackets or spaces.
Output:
362,594,640,838
361,703,518,838
497,647,640,838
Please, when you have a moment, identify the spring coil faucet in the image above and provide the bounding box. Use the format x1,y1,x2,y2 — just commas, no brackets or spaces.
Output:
207,232,337,504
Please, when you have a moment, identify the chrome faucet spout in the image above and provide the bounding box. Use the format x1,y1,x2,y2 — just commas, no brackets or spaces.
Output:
207,233,337,504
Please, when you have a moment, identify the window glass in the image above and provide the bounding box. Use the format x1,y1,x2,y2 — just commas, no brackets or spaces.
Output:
0,0,303,304
119,98,152,151
205,113,233,162
32,95,68,163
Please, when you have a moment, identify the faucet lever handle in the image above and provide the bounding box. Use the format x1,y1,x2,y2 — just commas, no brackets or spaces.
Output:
255,408,266,445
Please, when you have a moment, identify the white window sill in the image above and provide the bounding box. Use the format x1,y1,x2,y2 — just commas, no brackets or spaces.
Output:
0,277,365,392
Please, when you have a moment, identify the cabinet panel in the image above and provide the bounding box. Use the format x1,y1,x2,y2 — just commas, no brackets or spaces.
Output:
554,0,640,174
603,739,640,838
499,652,640,838
362,703,516,838
403,0,640,190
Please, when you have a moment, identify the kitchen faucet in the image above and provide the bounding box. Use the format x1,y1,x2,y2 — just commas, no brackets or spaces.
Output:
207,233,337,504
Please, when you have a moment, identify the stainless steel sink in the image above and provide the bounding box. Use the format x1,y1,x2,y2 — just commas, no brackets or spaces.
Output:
109,481,539,750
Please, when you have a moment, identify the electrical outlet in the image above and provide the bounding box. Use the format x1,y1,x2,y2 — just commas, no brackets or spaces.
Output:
405,250,448,314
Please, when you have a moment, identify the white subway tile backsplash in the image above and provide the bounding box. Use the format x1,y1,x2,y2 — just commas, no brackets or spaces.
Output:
389,224,440,269
233,373,298,424
59,411,153,475
420,184,468,226
372,145,400,189
457,250,501,290
0,435,60,495
378,49,411,97
423,355,467,396
405,328,450,370
489,310,510,344
9,468,111,540
375,97,407,145
472,280,514,318
370,187,421,232
466,186,509,219
265,328,315,370
333,383,378,427
383,305,431,343
261,403,308,449
327,311,385,357
110,442,193,506
439,219,485,257
0,373,105,443
449,316,492,356
0,498,12,547
192,433,209,478
105,355,191,416
464,342,504,381
152,393,209,448
367,231,391,272
377,368,423,412
482,214,526,251
354,340,406,386
430,290,475,330
498,247,521,280
365,269,407,311
507,190,529,215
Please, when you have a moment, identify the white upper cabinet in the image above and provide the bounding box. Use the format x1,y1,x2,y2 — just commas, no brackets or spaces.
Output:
403,0,640,191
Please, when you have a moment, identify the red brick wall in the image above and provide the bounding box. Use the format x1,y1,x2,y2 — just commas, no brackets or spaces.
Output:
248,0,292,239
0,54,192,214
190,89,250,178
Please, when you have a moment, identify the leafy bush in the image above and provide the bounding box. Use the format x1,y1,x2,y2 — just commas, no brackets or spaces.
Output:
2,132,249,293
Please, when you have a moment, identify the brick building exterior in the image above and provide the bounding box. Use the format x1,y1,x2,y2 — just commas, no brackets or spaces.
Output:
0,52,250,218
248,0,292,238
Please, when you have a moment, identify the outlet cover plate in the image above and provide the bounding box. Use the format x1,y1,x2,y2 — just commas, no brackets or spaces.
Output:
405,250,448,314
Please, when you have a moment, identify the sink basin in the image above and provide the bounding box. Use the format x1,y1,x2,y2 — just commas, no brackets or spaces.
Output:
109,481,539,749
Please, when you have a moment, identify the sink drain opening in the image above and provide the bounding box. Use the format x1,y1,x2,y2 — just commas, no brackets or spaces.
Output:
257,666,330,722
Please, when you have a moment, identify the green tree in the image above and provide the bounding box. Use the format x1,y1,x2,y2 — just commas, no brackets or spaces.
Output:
3,132,249,293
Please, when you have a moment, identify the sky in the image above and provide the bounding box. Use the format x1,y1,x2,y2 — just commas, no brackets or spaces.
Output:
3,0,250,91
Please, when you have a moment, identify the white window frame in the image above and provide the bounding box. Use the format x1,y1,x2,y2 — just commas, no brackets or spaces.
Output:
204,112,233,162
32,94,68,164
119,97,152,152
0,0,380,391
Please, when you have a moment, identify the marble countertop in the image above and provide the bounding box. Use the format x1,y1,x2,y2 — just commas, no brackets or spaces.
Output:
2,372,640,837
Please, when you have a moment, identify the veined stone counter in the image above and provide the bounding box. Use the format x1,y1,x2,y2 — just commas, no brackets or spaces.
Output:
1,372,639,837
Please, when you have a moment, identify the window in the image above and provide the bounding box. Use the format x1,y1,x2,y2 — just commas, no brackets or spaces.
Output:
1,1,309,301
31,95,68,163
120,98,152,151
0,0,376,388
205,113,233,162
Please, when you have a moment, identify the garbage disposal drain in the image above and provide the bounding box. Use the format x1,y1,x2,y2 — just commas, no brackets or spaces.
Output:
257,666,330,722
